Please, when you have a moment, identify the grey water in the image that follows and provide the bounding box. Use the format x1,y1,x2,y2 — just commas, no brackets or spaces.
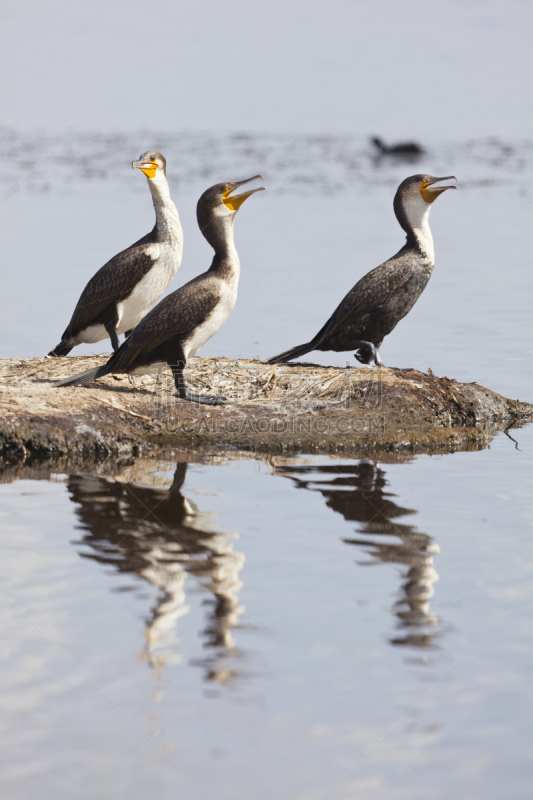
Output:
1,128,533,800
1,428,533,800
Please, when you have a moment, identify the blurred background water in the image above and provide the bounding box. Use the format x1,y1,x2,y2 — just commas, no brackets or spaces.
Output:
1,1,533,798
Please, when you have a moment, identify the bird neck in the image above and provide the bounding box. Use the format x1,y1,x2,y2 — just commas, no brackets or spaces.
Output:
148,176,182,247
396,197,434,262
410,211,434,261
202,214,240,267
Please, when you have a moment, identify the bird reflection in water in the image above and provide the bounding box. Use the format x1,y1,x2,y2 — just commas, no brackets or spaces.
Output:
278,461,440,649
68,463,244,683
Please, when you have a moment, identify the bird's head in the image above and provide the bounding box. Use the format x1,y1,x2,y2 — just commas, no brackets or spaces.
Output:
394,174,457,235
132,151,167,182
198,176,265,220
197,176,265,249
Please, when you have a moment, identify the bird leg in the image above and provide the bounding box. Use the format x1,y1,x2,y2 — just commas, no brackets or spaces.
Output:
172,363,227,406
353,341,383,367
106,326,120,352
100,305,120,351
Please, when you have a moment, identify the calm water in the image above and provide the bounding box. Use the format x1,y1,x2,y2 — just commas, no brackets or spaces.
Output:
1,426,533,800
0,130,533,798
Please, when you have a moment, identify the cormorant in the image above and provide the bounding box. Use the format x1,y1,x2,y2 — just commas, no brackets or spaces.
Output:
54,175,265,404
371,136,424,156
48,151,182,356
268,174,456,367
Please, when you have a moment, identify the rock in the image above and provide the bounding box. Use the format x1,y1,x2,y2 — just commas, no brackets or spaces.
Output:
0,356,531,462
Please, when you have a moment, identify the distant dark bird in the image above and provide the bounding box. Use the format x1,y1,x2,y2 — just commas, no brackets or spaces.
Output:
371,136,424,156
48,151,182,356
268,174,456,367
55,176,265,405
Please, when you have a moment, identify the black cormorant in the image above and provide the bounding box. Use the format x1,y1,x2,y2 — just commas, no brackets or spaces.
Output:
268,174,456,367
48,151,182,356
371,137,424,156
54,176,265,404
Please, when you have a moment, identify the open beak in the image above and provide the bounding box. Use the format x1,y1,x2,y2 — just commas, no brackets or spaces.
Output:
421,175,457,203
132,159,158,179
223,175,265,210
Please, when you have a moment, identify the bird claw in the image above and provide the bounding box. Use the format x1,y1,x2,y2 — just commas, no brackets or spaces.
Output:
174,392,227,406
354,344,382,366
354,351,371,365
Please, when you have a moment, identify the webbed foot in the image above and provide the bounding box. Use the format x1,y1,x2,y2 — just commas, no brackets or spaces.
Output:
353,342,383,367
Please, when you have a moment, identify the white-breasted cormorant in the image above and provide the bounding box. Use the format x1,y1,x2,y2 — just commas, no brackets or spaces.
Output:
268,174,456,367
54,176,265,404
48,151,182,356
371,137,424,156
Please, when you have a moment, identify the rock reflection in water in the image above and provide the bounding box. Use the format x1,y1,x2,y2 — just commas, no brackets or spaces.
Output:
278,461,440,648
68,463,244,682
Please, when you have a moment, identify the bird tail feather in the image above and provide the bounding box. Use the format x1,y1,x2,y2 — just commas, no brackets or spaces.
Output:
48,341,73,357
54,366,107,387
267,341,315,364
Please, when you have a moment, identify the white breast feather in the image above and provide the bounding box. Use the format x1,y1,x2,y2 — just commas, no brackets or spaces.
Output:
183,285,237,359
403,195,435,262
76,323,108,344
116,244,178,333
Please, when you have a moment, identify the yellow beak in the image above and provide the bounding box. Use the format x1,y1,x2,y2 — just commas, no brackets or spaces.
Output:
223,175,265,210
132,160,158,179
420,176,457,204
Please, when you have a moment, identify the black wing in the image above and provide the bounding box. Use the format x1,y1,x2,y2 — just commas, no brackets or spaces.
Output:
63,235,157,338
315,251,414,344
107,273,223,373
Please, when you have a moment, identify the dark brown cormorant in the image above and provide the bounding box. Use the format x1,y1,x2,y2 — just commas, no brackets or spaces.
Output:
54,176,265,404
371,136,424,156
268,174,456,367
48,151,182,356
